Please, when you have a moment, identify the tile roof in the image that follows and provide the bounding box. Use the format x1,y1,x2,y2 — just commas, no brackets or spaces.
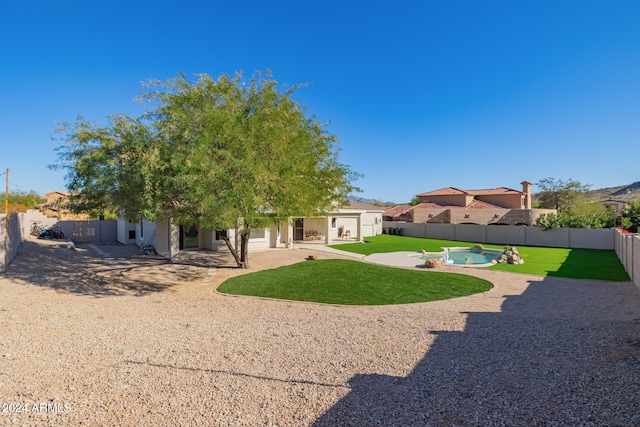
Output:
383,204,412,217
343,201,385,211
410,202,446,209
417,187,471,197
45,190,70,197
468,187,524,195
417,186,524,197
464,200,505,209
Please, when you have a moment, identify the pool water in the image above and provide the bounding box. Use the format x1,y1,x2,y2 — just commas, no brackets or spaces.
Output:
447,250,499,264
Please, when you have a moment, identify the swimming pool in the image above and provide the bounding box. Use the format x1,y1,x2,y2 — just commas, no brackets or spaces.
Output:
418,247,503,267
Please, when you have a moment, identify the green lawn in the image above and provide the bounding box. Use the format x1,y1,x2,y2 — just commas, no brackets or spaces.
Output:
329,235,630,281
329,234,469,255
217,259,493,305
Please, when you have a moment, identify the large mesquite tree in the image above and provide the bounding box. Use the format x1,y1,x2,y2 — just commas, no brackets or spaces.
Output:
52,71,360,268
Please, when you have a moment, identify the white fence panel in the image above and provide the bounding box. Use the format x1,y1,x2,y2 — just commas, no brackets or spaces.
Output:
425,224,456,240
486,225,526,246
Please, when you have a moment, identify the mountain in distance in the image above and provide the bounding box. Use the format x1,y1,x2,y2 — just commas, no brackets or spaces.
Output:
585,181,640,202
347,195,397,207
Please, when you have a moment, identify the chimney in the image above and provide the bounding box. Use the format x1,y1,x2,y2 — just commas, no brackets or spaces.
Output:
521,181,532,209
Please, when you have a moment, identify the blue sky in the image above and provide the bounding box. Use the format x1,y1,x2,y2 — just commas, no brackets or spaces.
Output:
1,1,638,203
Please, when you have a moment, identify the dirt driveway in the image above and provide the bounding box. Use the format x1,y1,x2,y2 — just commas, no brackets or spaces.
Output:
2,239,214,296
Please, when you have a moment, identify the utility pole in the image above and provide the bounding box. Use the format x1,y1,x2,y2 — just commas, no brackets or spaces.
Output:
4,168,8,245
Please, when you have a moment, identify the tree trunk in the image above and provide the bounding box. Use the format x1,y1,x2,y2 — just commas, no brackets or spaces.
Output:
240,230,250,269
217,230,243,268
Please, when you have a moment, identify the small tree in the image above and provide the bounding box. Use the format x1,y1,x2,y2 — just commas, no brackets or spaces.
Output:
571,198,607,216
536,177,591,214
0,191,44,213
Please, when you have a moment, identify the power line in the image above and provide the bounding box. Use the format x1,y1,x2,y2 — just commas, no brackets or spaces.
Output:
3,180,43,195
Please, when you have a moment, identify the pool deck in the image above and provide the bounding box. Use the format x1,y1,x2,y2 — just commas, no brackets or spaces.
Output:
364,251,427,268
295,242,421,267
296,243,424,268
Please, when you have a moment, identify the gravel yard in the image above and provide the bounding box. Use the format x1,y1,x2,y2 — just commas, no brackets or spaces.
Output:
1,238,639,426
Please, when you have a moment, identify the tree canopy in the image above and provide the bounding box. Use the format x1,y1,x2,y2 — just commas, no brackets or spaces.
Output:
623,200,640,233
52,71,360,267
535,177,591,214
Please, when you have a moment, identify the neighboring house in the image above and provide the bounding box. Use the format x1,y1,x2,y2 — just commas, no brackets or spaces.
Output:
384,181,555,226
603,199,628,215
598,183,638,213
117,201,384,258
39,191,90,220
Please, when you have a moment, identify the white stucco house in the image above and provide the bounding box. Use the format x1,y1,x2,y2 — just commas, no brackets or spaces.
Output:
117,201,383,258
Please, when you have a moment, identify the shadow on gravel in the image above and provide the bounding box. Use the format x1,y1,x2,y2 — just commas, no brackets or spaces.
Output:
172,249,240,269
124,360,350,390
313,277,640,426
2,239,211,297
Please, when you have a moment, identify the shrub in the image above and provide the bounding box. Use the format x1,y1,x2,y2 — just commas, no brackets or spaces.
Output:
535,212,624,230
623,200,640,233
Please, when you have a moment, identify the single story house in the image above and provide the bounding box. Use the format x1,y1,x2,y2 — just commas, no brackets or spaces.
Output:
117,201,383,258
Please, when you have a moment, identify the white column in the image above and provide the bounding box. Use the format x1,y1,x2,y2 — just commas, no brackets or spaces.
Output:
325,216,331,244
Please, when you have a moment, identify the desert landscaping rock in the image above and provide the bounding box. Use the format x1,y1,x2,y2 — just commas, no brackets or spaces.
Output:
0,238,639,426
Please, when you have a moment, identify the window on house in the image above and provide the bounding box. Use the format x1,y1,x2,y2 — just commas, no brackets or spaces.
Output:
128,230,136,240
331,218,337,229
249,228,265,239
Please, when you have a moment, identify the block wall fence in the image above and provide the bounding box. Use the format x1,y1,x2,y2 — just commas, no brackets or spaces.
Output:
1,210,117,272
383,221,615,250
615,231,640,290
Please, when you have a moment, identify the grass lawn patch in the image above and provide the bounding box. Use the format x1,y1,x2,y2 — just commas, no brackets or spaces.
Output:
217,259,493,305
488,246,629,280
330,235,629,281
329,234,465,255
